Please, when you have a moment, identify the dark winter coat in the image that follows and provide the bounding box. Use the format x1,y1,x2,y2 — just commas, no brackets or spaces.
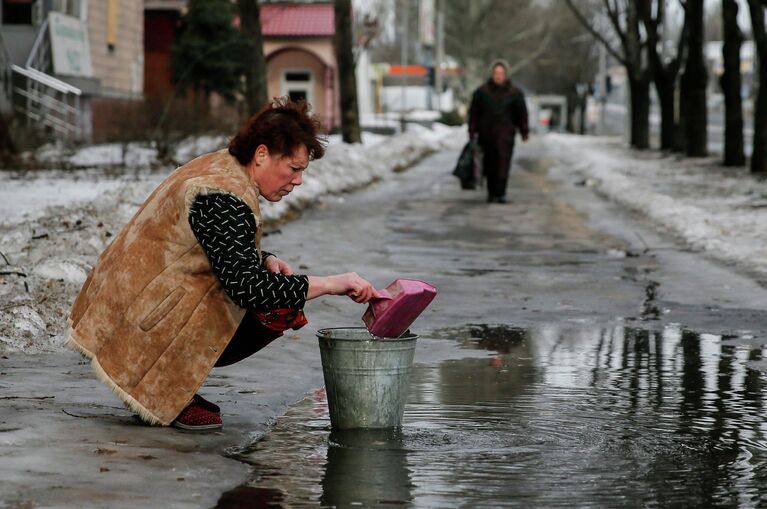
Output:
468,79,529,153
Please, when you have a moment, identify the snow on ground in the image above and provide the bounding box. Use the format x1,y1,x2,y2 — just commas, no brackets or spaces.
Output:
0,171,140,225
31,131,389,171
0,127,445,227
0,124,463,353
546,133,767,281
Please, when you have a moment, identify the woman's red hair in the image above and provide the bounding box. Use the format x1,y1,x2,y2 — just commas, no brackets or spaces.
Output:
229,97,325,165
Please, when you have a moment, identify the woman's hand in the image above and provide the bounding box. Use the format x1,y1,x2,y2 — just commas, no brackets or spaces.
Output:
264,255,294,275
307,273,376,303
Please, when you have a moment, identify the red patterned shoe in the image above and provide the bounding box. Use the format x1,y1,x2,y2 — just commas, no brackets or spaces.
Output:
172,400,223,431
193,393,221,415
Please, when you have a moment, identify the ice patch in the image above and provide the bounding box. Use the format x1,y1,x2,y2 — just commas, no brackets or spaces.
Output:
11,306,46,336
32,260,89,284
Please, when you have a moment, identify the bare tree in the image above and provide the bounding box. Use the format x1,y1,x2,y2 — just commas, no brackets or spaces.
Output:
443,0,551,101
747,0,767,173
565,0,651,149
641,0,686,151
238,0,268,116
520,5,599,133
335,0,362,143
721,0,746,166
680,0,708,156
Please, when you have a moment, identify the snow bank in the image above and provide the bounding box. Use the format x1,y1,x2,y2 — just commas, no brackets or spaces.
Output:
0,124,463,353
32,131,391,170
545,133,767,280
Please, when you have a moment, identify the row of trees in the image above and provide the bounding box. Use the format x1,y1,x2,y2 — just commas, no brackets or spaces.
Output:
2,0,761,170
565,0,767,173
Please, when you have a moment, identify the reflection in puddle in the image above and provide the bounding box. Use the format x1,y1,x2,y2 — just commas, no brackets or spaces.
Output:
216,324,767,508
214,486,284,508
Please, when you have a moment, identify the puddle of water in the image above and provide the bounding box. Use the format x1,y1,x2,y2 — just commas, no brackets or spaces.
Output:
217,324,767,508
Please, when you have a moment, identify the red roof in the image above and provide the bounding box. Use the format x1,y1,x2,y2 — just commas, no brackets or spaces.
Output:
260,3,335,37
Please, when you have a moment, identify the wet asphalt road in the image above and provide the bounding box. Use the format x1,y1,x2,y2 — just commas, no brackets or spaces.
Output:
215,138,767,507
3,137,767,508
286,138,767,345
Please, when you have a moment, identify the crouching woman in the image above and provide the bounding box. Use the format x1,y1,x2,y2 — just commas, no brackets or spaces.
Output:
66,98,375,431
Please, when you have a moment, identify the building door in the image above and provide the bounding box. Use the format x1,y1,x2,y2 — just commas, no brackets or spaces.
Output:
281,70,313,104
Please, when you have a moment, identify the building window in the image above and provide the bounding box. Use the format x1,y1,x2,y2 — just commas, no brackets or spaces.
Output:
282,69,312,104
2,0,33,25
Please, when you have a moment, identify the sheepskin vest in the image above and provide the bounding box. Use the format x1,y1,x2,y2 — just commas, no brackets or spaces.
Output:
66,149,262,425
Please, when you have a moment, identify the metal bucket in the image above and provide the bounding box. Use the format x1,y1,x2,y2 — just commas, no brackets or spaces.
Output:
317,327,418,429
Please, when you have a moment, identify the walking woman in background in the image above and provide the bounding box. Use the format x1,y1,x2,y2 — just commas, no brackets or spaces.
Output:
469,59,529,204
66,98,376,431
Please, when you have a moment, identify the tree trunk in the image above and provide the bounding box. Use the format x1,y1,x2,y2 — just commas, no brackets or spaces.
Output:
565,89,577,133
721,0,746,166
0,113,16,161
748,0,767,173
625,0,649,149
334,0,362,143
628,73,650,149
643,0,680,151
673,75,688,152
753,68,767,173
681,0,708,157
238,0,268,116
565,105,575,133
654,70,676,150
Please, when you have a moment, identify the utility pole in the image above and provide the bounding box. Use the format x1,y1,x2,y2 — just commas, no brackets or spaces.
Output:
434,0,444,111
598,43,607,134
334,0,362,143
418,0,435,110
238,0,268,115
400,0,409,131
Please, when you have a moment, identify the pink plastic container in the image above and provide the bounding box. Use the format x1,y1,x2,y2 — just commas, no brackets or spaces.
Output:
362,279,437,338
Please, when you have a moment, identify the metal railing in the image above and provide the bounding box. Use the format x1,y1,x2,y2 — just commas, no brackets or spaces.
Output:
11,18,84,140
11,65,82,139
25,18,52,72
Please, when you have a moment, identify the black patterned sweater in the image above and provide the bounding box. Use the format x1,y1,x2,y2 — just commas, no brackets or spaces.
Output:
188,193,309,311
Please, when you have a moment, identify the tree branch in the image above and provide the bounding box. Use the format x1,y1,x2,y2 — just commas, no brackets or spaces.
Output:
508,25,553,75
673,7,690,70
506,22,548,44
564,0,626,63
604,0,629,50
473,0,503,34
